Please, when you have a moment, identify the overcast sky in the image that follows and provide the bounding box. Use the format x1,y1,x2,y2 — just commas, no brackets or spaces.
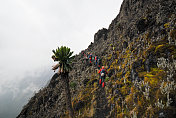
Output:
0,0,123,117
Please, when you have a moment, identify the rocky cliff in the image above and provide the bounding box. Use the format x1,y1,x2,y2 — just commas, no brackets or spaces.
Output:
17,0,176,117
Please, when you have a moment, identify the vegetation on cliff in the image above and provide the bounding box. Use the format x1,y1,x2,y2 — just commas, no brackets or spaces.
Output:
17,0,176,118
52,46,75,118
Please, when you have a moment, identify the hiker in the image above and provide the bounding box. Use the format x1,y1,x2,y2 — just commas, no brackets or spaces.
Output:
97,58,102,69
51,55,62,74
88,53,93,65
92,55,95,62
98,66,108,87
81,51,87,58
81,51,84,58
94,55,98,67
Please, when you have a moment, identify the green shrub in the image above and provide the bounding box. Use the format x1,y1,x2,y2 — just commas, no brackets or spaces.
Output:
105,77,110,82
70,81,77,88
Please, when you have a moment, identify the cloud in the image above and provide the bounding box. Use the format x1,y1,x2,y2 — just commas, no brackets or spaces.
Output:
0,69,53,118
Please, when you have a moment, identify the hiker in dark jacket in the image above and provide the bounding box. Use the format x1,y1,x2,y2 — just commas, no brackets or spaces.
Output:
81,51,84,58
97,58,102,69
98,66,108,87
94,55,98,67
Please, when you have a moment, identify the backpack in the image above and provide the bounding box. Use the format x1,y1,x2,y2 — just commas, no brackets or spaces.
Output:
101,73,105,77
101,69,106,77
89,55,92,59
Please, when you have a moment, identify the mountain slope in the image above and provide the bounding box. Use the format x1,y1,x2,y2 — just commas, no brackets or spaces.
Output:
17,0,176,117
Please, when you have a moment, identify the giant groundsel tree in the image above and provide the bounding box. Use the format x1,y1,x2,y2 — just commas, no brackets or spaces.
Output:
52,46,75,118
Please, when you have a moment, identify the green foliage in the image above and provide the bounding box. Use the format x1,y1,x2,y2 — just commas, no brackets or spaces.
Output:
52,46,75,73
105,77,109,82
117,72,123,78
155,44,176,59
69,23,176,117
164,22,170,29
144,36,176,59
70,81,77,89
142,68,166,86
72,81,96,117
120,85,129,96
107,54,112,60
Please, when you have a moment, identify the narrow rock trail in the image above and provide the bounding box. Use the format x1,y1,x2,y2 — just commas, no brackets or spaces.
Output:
94,83,110,118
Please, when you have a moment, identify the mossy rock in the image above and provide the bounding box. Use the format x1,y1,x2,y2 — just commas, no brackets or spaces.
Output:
170,29,176,40
155,44,176,53
153,36,168,46
108,54,112,60
120,85,129,96
74,100,85,111
88,79,98,86
164,22,170,29
138,72,147,78
117,72,123,78
144,68,166,86
155,44,176,59
83,79,90,87
144,74,159,86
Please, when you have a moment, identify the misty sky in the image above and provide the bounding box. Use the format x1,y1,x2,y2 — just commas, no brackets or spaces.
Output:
0,0,123,117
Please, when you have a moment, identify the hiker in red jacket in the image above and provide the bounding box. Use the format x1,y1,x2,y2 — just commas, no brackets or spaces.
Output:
88,53,93,65
98,66,108,87
94,55,98,67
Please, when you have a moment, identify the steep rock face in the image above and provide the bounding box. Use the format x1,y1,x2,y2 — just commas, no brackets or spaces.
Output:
17,74,66,118
94,28,108,43
17,0,176,117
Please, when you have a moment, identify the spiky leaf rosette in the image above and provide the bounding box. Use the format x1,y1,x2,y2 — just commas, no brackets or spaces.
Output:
52,46,75,73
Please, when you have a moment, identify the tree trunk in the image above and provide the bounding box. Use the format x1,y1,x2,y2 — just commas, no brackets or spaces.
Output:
61,73,74,118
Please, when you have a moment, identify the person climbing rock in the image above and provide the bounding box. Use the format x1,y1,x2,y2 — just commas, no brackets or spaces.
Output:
81,51,85,58
94,55,98,67
98,66,108,87
92,55,95,63
97,58,102,69
88,53,93,66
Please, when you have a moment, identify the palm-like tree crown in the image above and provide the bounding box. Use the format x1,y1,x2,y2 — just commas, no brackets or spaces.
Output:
52,46,75,73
